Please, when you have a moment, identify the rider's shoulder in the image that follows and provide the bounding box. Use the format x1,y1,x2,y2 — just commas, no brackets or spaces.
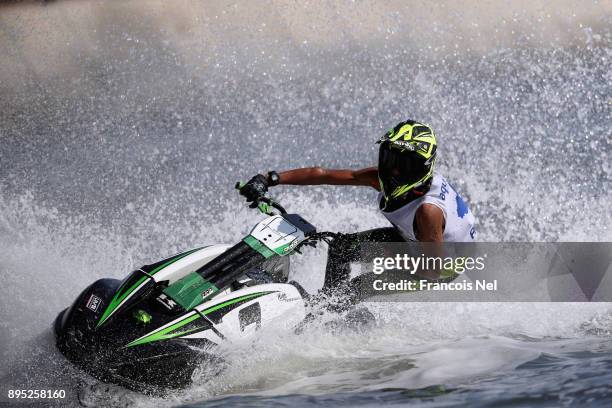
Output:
425,173,445,195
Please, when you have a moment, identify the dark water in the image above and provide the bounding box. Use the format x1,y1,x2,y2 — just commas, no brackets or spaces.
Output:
188,349,612,408
1,2,611,407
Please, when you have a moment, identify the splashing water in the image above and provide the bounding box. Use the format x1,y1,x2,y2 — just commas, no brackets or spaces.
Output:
1,2,611,407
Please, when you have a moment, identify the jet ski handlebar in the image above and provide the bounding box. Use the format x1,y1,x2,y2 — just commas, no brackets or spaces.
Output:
235,181,287,215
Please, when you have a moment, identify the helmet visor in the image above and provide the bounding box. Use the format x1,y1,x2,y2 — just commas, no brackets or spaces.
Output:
378,143,431,198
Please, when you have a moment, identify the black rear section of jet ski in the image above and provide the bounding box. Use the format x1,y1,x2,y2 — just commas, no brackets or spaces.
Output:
53,277,219,392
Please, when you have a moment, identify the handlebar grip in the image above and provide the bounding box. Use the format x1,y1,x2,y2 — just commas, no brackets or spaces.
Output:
235,181,286,214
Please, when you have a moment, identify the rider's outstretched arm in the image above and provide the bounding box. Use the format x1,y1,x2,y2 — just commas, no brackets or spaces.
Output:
237,167,380,206
277,167,380,190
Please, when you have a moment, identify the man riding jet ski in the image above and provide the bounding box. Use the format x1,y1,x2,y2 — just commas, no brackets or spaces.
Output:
238,119,477,297
54,120,476,393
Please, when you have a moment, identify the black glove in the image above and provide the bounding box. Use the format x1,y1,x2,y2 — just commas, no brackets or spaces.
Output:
238,174,270,207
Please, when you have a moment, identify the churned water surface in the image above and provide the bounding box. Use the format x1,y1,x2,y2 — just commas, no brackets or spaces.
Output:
1,2,611,407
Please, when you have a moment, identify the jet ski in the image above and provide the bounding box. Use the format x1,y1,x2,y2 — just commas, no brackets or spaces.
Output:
54,195,328,393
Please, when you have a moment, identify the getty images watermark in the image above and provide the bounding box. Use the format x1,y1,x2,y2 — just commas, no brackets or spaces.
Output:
355,243,612,302
371,252,495,292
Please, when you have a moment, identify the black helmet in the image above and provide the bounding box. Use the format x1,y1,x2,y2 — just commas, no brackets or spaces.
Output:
377,120,437,201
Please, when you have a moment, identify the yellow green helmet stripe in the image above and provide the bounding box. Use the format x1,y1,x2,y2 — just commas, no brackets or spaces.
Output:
383,121,437,160
378,120,438,201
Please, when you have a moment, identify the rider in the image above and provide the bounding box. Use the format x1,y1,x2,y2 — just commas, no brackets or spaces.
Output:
238,119,476,293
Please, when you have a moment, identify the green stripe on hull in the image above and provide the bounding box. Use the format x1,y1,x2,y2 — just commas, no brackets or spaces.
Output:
125,291,274,347
125,312,202,347
96,247,203,328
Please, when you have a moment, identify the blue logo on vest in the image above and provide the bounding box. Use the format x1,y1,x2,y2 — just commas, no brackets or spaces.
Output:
456,194,469,218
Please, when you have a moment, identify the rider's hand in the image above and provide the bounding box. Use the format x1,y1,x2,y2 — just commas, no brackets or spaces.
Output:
238,174,270,207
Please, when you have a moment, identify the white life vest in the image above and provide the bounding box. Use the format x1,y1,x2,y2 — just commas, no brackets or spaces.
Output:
379,174,476,242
